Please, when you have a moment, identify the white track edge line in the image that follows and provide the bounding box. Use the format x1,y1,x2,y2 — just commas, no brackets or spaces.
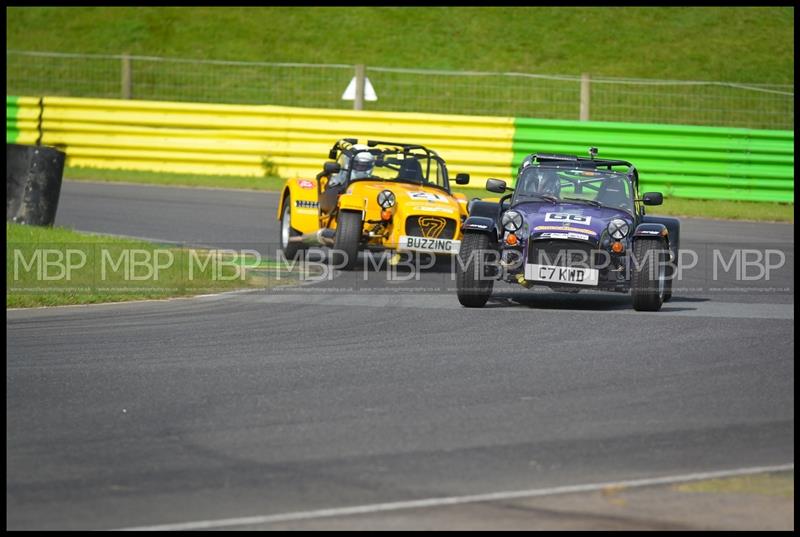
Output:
115,462,794,531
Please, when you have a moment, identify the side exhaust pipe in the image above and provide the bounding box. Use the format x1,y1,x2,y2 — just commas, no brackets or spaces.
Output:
289,229,336,247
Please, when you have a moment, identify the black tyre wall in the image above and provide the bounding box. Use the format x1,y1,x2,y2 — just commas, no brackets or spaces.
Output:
7,144,66,227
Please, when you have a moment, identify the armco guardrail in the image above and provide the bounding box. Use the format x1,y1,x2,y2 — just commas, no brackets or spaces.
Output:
6,96,794,202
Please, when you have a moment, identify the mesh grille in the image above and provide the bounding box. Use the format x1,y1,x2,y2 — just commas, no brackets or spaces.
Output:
405,216,457,239
529,240,604,268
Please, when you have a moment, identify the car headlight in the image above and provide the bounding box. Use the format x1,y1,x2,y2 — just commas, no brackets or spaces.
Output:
607,218,629,240
502,210,523,232
377,190,396,209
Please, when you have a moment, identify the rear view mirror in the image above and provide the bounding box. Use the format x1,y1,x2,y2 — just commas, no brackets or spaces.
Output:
455,173,470,185
486,178,508,193
641,192,663,206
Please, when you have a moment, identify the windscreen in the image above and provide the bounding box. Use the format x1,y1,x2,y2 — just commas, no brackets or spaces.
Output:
515,166,634,212
348,150,448,190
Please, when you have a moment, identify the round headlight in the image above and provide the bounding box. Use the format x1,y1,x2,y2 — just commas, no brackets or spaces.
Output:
502,210,523,232
377,190,396,209
607,218,629,240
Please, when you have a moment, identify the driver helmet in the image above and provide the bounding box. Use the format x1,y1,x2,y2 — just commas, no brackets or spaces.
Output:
350,147,375,180
538,173,561,197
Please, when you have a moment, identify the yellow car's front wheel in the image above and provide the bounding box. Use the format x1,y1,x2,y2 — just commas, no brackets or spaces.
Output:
280,195,303,261
331,210,362,270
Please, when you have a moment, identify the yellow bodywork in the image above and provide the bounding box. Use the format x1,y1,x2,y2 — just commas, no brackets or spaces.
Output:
277,177,322,234
278,177,468,252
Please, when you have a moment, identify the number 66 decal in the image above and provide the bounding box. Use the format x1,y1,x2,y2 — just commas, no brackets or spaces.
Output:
545,212,592,225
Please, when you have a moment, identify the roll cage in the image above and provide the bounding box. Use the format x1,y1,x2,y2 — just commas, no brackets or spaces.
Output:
524,152,640,192
513,152,642,218
327,138,452,193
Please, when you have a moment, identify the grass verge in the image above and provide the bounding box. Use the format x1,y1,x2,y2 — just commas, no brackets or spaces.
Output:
66,167,794,223
643,197,794,223
675,471,794,499
65,166,285,191
7,222,292,308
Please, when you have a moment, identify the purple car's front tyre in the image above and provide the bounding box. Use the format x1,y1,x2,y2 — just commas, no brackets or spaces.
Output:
456,232,495,308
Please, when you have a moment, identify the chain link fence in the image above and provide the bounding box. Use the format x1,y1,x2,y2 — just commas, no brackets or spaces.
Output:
7,50,794,129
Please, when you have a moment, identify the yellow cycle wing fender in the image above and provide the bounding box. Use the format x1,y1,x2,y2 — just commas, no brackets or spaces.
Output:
337,192,368,220
452,192,470,218
278,178,320,234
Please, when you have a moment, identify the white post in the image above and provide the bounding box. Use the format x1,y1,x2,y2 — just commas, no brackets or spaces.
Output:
354,64,365,111
580,72,590,121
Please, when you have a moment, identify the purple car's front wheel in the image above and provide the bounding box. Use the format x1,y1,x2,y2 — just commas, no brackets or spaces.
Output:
456,232,495,308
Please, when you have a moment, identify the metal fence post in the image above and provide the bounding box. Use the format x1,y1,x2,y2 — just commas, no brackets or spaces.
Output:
580,73,590,121
354,64,365,111
121,53,132,99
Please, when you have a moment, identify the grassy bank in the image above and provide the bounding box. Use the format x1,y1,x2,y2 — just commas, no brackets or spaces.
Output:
64,167,795,223
7,223,286,308
6,8,793,127
7,7,793,82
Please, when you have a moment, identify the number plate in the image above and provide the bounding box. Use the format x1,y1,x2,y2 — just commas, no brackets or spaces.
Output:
398,235,460,254
524,263,599,286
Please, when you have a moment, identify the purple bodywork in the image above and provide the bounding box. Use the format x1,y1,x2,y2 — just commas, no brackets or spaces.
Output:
515,201,633,247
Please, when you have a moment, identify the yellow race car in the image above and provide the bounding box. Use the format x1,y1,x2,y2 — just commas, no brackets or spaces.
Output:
277,139,471,269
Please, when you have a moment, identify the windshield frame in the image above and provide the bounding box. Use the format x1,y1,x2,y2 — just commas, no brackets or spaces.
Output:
511,164,635,215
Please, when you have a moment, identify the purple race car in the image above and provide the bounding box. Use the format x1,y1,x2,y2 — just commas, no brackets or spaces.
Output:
456,148,680,311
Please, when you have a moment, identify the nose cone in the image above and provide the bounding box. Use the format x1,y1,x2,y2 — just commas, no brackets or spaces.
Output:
520,203,632,242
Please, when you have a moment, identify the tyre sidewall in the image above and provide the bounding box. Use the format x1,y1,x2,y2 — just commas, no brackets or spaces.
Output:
632,238,666,311
456,232,495,307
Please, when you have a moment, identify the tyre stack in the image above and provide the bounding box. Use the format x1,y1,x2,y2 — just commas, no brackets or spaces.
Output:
6,144,66,226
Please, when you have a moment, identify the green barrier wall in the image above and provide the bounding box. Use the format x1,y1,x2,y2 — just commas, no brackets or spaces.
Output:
513,117,794,202
6,96,20,143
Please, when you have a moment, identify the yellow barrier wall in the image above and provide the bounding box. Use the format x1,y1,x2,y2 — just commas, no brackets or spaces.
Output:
29,96,515,186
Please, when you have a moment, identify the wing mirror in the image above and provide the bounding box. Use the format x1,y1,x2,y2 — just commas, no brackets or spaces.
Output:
640,192,663,206
323,161,341,176
455,173,470,185
486,178,509,193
